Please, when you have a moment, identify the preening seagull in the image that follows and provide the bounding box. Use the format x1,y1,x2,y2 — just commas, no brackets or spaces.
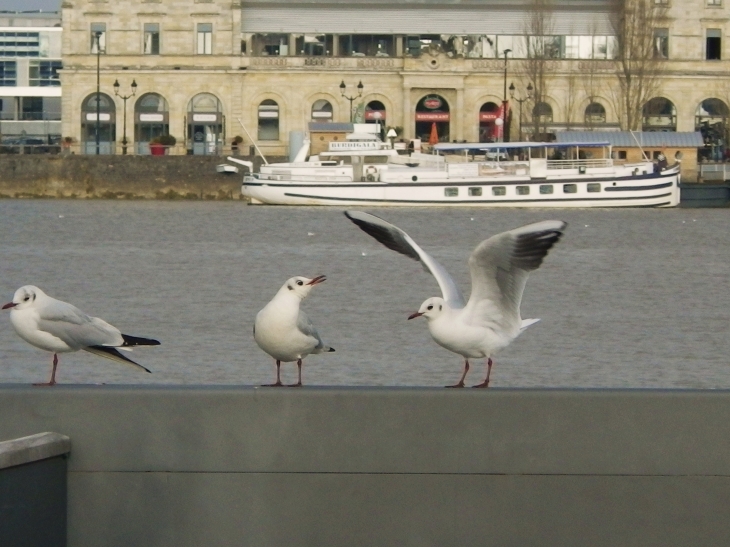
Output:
344,211,567,388
2,285,159,386
254,275,335,387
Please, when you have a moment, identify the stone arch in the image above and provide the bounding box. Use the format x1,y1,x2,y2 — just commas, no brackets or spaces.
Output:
80,92,116,154
642,97,677,132
134,93,169,154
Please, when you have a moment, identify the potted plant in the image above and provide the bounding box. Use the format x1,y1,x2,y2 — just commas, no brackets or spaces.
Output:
150,135,175,156
61,136,74,154
231,135,243,155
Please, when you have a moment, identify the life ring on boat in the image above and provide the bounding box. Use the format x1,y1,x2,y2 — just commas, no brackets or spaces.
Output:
365,166,378,182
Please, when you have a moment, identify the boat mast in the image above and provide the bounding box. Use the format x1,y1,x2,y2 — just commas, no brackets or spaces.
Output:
236,117,269,165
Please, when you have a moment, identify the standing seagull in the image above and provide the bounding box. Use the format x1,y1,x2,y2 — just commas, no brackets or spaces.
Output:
254,275,335,387
345,211,566,388
2,285,159,386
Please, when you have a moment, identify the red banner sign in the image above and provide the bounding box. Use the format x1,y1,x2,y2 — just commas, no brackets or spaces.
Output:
364,110,386,121
479,112,500,122
416,112,450,121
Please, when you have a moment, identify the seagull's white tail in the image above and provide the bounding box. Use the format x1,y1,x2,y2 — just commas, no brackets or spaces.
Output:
520,318,541,331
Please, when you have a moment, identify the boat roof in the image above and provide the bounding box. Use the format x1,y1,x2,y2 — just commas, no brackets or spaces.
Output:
557,131,704,147
433,141,611,151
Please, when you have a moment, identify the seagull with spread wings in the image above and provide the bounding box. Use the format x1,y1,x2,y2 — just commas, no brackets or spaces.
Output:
345,211,566,388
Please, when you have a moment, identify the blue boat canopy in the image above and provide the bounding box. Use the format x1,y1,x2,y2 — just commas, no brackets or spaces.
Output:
433,141,611,152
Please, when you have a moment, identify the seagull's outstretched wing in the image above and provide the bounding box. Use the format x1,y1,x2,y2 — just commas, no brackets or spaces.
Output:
464,220,567,330
344,211,466,308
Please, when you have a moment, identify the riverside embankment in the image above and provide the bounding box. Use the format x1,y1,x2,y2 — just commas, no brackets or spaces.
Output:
0,155,281,199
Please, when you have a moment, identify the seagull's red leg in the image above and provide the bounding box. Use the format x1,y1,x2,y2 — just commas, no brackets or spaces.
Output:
446,359,469,388
472,358,493,388
33,353,58,387
288,359,303,387
263,360,283,387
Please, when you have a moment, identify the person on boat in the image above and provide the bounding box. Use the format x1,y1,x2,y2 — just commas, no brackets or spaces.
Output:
654,153,668,173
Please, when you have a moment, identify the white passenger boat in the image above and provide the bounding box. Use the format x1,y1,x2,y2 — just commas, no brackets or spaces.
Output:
228,136,680,207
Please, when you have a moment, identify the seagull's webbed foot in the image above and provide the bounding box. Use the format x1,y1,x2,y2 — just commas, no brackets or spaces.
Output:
286,359,304,387
446,359,470,389
472,358,493,388
262,360,284,387
34,353,59,387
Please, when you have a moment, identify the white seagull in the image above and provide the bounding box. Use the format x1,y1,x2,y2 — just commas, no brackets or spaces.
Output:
2,285,159,386
345,211,566,388
254,275,335,387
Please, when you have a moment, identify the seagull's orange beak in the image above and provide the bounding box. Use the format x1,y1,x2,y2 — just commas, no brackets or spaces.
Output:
2,302,17,310
407,311,423,320
307,275,327,286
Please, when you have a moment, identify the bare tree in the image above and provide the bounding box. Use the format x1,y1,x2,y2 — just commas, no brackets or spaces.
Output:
564,67,578,131
521,0,556,140
609,0,667,130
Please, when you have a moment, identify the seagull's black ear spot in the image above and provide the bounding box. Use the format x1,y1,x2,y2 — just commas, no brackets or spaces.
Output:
439,305,442,311
287,285,293,291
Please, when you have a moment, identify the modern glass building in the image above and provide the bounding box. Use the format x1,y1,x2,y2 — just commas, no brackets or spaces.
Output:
0,11,62,147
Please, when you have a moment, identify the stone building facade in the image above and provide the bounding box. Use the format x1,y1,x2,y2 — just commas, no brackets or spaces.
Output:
59,0,730,157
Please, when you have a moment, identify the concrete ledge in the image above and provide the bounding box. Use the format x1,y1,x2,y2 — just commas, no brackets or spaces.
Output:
2,386,730,546
0,432,71,469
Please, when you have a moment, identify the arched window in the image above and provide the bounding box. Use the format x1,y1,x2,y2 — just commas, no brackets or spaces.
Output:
134,93,169,154
311,99,333,122
258,99,279,141
80,93,116,154
696,98,729,162
585,102,606,125
187,93,223,155
365,100,386,124
642,97,676,131
479,102,501,142
533,102,553,124
415,94,450,143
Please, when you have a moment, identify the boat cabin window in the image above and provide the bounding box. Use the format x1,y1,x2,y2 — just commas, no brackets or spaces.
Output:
563,184,578,194
587,183,601,193
445,187,459,197
516,186,530,195
540,185,554,194
363,155,389,164
492,186,506,196
468,187,482,196
321,154,351,165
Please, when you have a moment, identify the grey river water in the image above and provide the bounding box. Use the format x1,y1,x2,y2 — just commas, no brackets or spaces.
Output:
0,200,728,388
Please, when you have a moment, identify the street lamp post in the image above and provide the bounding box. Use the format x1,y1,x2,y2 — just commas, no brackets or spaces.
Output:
501,49,512,142
509,82,533,142
339,80,363,123
113,79,137,155
95,31,102,155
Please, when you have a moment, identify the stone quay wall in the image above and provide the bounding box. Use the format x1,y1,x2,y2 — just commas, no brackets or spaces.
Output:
0,155,282,200
1,386,730,547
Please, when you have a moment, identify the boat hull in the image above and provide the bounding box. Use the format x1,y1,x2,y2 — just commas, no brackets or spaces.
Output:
242,168,681,208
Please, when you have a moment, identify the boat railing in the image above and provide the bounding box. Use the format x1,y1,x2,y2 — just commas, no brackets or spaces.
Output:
547,158,612,170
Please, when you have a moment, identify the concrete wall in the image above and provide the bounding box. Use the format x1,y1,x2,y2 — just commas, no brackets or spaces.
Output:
0,155,280,199
0,432,70,547
1,386,730,547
